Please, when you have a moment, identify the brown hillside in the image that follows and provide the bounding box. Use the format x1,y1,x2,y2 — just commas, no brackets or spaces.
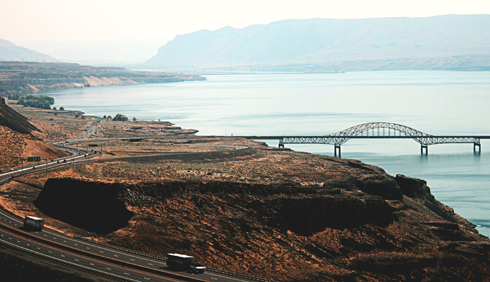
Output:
0,97,38,134
0,126,68,170
0,98,68,169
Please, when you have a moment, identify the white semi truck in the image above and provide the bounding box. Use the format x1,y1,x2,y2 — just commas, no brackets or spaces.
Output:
24,216,44,230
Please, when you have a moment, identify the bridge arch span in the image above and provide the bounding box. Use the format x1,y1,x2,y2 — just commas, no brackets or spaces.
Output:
272,122,484,157
332,122,432,145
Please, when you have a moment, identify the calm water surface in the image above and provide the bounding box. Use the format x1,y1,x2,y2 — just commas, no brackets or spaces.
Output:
44,71,490,236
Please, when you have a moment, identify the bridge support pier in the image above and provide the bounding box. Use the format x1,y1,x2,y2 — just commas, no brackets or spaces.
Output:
474,143,481,154
421,145,428,155
334,145,341,158
278,140,284,148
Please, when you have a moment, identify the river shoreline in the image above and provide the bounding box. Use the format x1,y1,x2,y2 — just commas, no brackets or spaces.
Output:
12,71,490,239
3,87,490,280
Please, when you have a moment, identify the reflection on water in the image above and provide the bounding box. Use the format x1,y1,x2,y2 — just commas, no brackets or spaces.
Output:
42,71,490,236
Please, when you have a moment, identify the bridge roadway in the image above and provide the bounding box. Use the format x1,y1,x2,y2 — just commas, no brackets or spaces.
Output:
241,135,490,157
239,122,490,157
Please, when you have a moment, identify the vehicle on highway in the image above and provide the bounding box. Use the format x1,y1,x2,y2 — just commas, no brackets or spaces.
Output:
167,253,204,273
24,216,44,230
188,264,206,274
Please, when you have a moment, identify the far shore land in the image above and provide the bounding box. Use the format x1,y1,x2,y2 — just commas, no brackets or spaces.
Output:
0,61,205,98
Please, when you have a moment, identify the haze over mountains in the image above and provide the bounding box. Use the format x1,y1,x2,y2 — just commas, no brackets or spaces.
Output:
0,39,56,62
2,14,490,71
146,14,490,71
21,39,165,66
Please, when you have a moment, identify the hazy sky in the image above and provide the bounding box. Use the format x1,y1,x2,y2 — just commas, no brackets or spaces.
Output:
2,0,490,44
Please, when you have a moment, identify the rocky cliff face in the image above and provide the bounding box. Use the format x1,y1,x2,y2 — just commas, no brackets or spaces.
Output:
35,170,490,281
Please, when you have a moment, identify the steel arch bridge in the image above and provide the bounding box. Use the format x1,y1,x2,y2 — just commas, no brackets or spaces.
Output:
243,122,488,157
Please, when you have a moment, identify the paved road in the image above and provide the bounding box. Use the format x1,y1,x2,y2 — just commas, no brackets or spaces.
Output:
0,195,249,282
74,117,101,140
0,149,98,183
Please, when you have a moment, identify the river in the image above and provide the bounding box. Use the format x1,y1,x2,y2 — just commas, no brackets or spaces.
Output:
43,71,490,236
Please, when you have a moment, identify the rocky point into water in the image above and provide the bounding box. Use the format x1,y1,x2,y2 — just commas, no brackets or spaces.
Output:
29,143,490,281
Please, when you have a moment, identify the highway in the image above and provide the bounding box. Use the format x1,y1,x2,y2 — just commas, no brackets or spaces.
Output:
0,200,250,282
0,147,98,183
0,118,263,282
74,117,101,140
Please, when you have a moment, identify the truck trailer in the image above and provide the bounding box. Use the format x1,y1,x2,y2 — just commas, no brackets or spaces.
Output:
24,216,44,230
167,253,205,273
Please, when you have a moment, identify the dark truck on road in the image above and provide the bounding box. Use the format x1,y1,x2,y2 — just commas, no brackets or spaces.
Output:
24,216,44,230
167,253,206,274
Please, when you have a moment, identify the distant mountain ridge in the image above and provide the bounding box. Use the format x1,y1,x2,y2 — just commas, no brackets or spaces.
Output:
22,39,165,65
0,39,56,62
146,15,490,71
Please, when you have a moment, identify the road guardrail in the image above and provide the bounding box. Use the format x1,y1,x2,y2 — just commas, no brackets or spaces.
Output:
73,236,278,282
0,239,136,282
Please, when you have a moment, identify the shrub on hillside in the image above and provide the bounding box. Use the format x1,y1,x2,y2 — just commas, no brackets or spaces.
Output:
18,95,54,109
113,114,128,121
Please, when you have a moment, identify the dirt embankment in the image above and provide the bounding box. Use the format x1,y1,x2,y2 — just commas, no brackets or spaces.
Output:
32,159,490,281
0,97,39,134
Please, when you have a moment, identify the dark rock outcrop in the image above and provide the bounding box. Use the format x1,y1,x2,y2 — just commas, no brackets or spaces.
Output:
358,174,403,200
34,178,134,234
395,174,433,199
265,196,396,236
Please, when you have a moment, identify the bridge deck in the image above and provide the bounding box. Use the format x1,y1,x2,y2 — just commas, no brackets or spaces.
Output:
240,135,489,157
242,136,490,139
240,122,490,157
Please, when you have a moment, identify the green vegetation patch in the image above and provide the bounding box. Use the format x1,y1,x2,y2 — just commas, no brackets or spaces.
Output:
18,95,54,109
112,113,128,121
